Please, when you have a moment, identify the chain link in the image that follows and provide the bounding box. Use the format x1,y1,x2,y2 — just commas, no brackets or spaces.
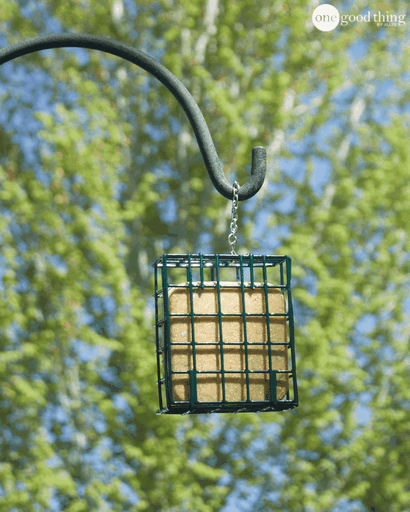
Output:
228,181,240,255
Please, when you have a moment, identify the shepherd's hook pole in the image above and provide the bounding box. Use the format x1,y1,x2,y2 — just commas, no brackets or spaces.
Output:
0,33,266,201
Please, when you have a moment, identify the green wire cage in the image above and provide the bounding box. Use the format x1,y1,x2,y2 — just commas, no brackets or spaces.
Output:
153,253,298,415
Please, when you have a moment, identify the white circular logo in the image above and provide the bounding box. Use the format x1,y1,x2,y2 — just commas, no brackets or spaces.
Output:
312,4,340,31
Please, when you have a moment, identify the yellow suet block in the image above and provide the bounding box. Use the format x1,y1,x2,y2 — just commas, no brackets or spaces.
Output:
166,282,289,402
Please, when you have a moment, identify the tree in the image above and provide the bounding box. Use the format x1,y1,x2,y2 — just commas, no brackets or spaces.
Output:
0,0,409,510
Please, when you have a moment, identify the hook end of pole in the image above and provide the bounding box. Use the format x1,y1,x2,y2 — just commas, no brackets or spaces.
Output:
251,146,267,171
236,146,266,201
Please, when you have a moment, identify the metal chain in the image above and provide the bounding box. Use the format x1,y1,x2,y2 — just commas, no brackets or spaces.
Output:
228,181,240,255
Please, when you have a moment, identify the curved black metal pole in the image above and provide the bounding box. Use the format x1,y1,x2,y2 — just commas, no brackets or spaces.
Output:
0,33,266,201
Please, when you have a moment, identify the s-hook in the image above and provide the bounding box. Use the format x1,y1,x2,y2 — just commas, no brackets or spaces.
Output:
0,33,266,201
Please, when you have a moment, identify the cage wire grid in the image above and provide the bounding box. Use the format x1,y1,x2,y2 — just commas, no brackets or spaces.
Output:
153,253,298,415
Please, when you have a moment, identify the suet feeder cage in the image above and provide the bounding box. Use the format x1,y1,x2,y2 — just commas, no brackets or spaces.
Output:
153,253,298,415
